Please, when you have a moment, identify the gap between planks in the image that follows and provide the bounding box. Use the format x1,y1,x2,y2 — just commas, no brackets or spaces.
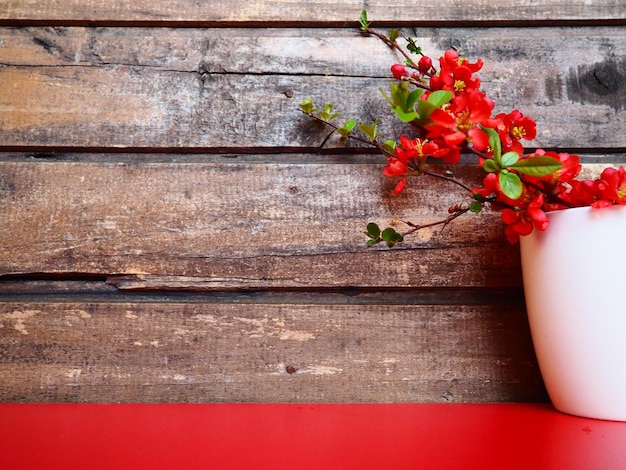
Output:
0,279,525,307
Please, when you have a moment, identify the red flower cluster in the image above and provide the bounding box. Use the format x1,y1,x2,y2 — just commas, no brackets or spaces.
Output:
473,150,583,243
301,24,625,245
563,166,626,208
389,49,536,165
434,52,488,160
381,47,625,243
383,136,443,194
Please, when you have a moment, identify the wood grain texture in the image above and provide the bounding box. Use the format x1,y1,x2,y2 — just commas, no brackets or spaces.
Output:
2,4,624,405
1,0,624,24
0,27,625,149
0,160,521,287
1,161,616,289
0,301,546,403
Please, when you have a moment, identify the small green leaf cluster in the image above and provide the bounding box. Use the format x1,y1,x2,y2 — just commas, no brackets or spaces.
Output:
382,83,452,125
365,222,404,247
359,10,370,31
357,119,381,141
405,37,422,56
482,128,563,200
300,97,381,143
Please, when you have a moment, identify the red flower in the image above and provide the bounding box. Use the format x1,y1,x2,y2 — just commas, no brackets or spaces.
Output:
501,193,549,244
382,136,441,194
472,173,500,199
382,156,408,195
593,167,626,207
427,91,494,157
495,110,537,154
431,49,484,91
450,65,481,93
552,153,581,183
382,157,407,177
559,179,597,208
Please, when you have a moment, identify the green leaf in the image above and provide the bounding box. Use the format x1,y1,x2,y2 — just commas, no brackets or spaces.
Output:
299,97,315,114
469,200,483,214
482,159,499,173
499,170,523,200
426,90,453,108
358,124,374,140
381,227,404,247
394,106,419,123
387,83,423,117
337,119,357,137
390,82,409,108
358,120,380,140
365,222,381,239
406,88,425,110
336,128,350,138
500,151,520,167
416,99,437,122
510,156,563,177
406,38,422,55
389,83,401,106
365,222,382,247
382,140,396,155
318,103,339,121
359,10,370,30
483,127,501,162
389,29,399,42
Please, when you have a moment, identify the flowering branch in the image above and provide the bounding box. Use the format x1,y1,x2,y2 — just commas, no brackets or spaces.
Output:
301,11,626,246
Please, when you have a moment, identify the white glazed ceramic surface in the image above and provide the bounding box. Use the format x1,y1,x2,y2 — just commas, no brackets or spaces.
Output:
520,205,626,421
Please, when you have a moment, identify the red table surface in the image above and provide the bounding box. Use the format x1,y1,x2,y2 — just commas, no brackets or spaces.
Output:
1,403,625,469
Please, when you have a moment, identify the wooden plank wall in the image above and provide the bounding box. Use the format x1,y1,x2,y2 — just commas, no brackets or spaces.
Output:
0,1,624,402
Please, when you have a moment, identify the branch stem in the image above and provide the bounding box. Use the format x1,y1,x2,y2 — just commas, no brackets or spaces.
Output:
402,207,471,237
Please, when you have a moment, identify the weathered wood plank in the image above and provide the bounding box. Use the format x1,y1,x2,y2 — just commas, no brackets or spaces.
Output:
1,27,624,149
0,160,616,288
0,301,546,402
0,160,521,287
1,0,623,24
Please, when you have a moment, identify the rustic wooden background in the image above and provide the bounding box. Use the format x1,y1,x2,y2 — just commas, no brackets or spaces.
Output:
1,1,625,403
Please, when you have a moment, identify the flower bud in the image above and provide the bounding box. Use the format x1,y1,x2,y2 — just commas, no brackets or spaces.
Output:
391,64,408,80
417,56,433,74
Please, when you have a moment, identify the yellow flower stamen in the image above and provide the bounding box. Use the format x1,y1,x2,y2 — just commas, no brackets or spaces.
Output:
456,110,472,132
511,126,526,140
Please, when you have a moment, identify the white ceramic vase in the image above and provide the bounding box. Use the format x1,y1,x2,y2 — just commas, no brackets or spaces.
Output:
520,205,626,421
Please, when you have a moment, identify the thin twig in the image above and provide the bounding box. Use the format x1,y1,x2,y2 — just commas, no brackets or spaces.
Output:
402,207,471,237
301,110,394,158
